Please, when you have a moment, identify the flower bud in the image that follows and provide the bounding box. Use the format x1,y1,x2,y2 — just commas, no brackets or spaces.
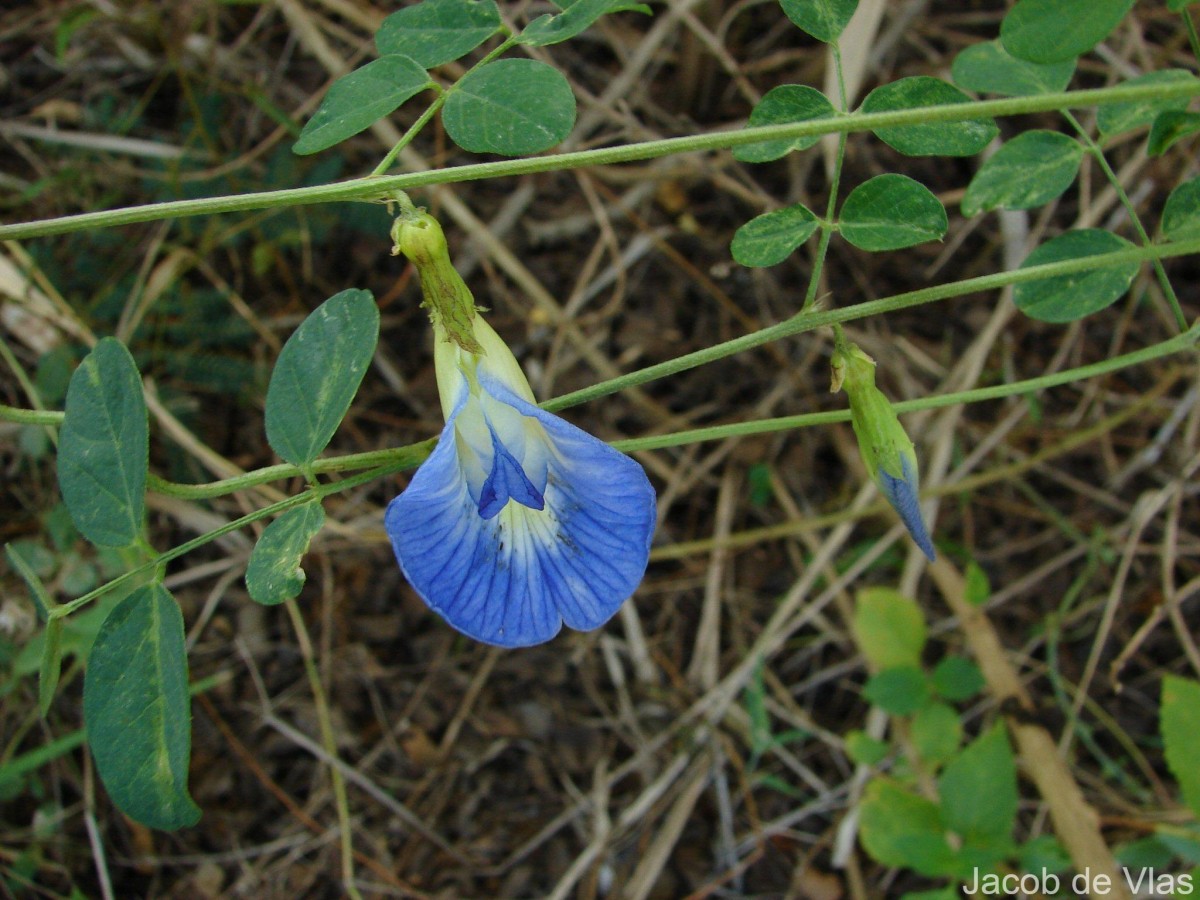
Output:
831,340,935,560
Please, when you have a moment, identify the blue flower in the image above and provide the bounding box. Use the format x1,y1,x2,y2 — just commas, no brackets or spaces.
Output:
385,316,656,648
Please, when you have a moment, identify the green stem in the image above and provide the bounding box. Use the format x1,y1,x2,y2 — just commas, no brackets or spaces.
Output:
283,598,362,900
5,239,1197,493
543,236,1200,413
370,85,445,178
370,33,517,177
1182,8,1200,65
54,459,414,618
802,44,850,312
143,441,434,500
0,403,62,426
612,319,1199,453
4,82,1199,241
1065,110,1188,332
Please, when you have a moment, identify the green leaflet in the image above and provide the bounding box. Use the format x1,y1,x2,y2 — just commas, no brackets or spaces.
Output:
1163,177,1200,242
293,56,432,156
861,77,998,157
442,59,576,155
376,0,502,67
1096,70,1198,138
57,338,147,548
962,130,1082,216
852,586,927,670
265,289,380,467
938,724,1017,850
777,0,858,43
951,40,1075,97
840,174,947,251
83,584,200,830
520,0,652,46
1162,676,1200,818
1013,229,1138,322
1001,0,1134,64
245,503,327,606
730,203,819,267
734,85,836,163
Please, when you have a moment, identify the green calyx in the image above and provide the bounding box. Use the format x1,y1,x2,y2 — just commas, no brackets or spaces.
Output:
390,204,483,354
831,336,915,484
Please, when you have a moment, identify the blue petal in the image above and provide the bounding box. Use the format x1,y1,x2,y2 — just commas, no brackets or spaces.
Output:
477,425,545,519
385,378,656,648
877,454,936,561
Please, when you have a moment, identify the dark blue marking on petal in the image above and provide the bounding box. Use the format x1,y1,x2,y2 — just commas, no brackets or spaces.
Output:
877,454,936,561
477,425,545,519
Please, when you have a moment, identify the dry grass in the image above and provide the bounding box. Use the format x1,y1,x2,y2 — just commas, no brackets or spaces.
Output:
2,0,1198,897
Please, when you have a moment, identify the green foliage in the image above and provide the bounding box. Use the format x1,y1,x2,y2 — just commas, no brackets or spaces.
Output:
951,40,1075,97
938,724,1017,851
57,339,147,549
1147,110,1200,157
861,77,998,157
38,619,63,718
864,666,931,715
777,0,858,43
730,204,819,267
442,59,577,155
910,702,962,764
520,0,652,46
293,56,433,155
852,587,927,670
963,562,990,606
264,289,380,467
839,174,947,251
860,780,961,877
1001,0,1134,64
83,585,200,830
1163,177,1200,242
845,729,889,766
375,0,502,66
1162,676,1200,817
1096,70,1198,138
961,130,1083,216
733,85,836,162
930,655,984,702
1013,229,1138,322
245,504,327,606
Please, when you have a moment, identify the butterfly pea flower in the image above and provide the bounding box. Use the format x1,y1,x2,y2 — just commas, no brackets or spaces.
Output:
385,208,656,648
831,336,935,561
